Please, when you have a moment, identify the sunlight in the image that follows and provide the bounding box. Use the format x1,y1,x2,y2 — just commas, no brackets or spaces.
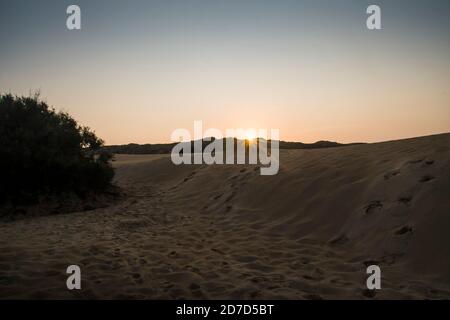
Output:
245,130,256,142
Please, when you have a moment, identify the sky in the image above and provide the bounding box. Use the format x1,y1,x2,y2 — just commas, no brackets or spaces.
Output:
0,0,449,144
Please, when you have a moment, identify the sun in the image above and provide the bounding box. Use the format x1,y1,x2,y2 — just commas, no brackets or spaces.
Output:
245,130,256,142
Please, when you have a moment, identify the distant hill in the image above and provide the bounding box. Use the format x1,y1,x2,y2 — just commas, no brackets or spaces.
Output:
103,138,364,154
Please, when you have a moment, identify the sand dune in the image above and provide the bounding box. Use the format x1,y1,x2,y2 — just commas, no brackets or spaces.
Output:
0,133,449,299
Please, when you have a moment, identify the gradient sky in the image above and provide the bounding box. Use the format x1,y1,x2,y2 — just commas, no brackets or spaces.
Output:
1,0,449,144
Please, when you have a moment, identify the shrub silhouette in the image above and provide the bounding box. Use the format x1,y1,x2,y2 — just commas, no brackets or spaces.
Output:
0,93,114,205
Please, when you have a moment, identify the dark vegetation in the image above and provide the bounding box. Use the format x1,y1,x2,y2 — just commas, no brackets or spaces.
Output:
104,138,363,155
0,93,115,208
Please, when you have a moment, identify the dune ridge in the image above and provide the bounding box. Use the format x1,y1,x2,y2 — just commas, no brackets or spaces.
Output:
0,133,449,299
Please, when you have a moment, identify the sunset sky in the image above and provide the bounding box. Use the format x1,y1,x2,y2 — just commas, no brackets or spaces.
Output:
1,0,449,144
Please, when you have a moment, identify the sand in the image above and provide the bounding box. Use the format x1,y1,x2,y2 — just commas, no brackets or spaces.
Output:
0,133,449,299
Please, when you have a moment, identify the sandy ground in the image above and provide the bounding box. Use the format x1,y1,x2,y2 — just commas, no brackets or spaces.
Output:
0,133,449,299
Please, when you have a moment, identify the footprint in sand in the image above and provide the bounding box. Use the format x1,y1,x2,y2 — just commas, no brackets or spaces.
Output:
131,272,143,284
398,196,412,206
182,171,197,183
419,175,435,183
168,251,177,258
364,201,383,214
395,225,413,236
225,191,236,203
211,248,226,255
213,194,223,200
384,170,400,180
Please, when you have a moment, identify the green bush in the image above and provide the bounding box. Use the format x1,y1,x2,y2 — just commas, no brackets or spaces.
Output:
0,93,114,204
